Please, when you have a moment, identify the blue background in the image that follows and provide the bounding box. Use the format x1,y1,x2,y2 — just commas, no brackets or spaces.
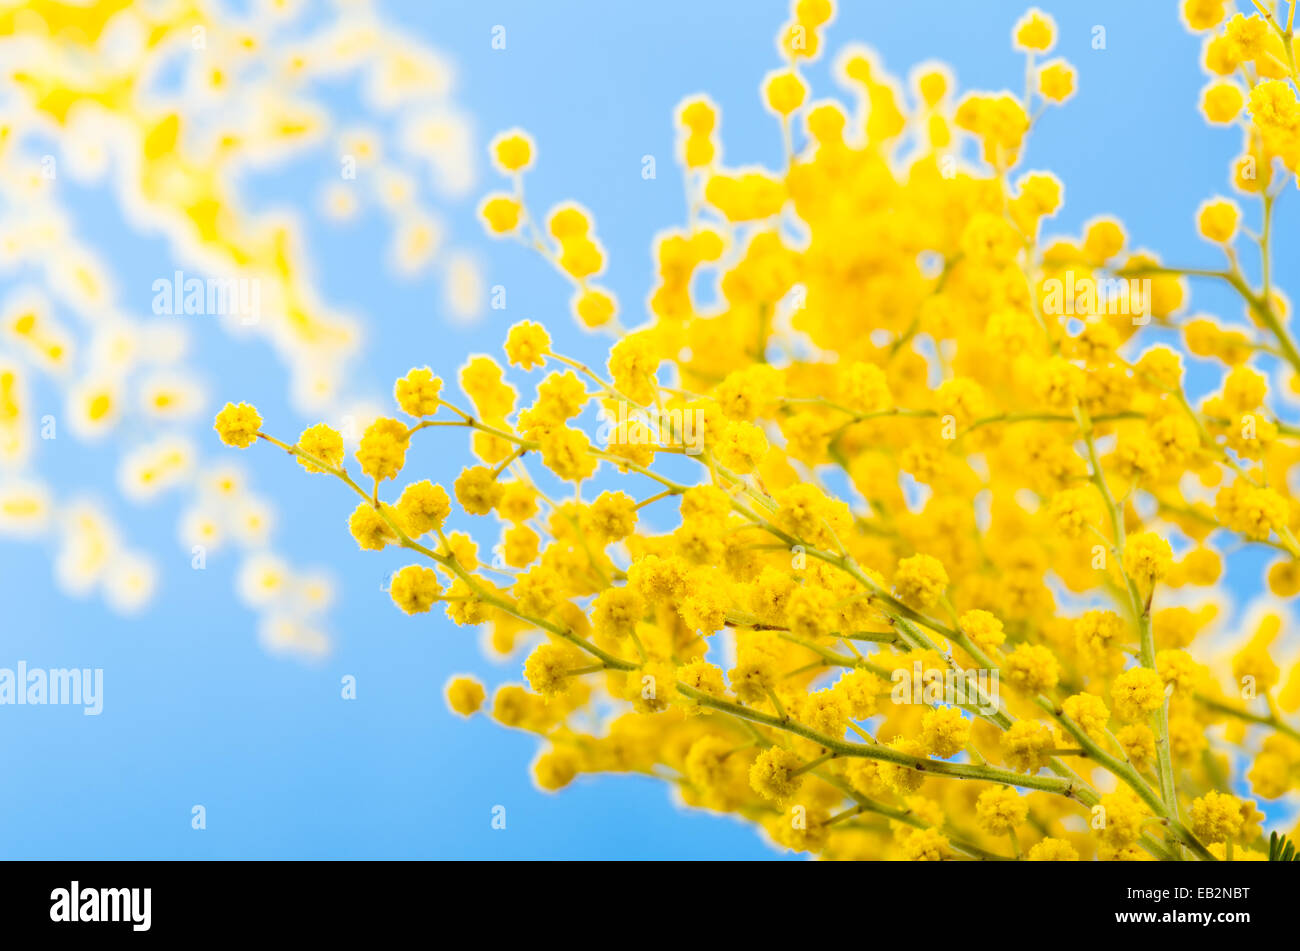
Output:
0,0,1293,858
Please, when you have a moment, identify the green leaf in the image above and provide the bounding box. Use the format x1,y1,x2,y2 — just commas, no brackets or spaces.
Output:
1268,831,1299,861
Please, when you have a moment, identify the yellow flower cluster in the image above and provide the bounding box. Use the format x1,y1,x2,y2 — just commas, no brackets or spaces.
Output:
1189,2,1300,179
228,2,1300,859
0,0,487,651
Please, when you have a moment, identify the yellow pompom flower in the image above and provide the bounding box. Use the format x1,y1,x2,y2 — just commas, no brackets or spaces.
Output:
348,503,401,551
295,423,344,473
524,642,581,698
480,194,522,234
1156,649,1203,696
445,676,486,717
396,480,452,536
920,706,971,758
390,564,442,614
1083,216,1126,262
915,66,949,107
1196,197,1239,243
704,170,786,222
395,367,444,417
591,586,645,640
784,585,835,638
1111,667,1167,721
976,786,1028,835
538,427,598,482
714,420,769,473
900,827,948,861
1189,791,1243,844
677,659,728,712
763,69,808,115
834,670,885,720
1122,532,1173,586
589,491,638,542
214,402,262,448
533,748,580,791
496,481,539,524
558,235,604,279
1217,484,1288,541
749,747,805,801
772,484,850,549
1037,59,1075,103
1200,80,1244,123
1248,748,1292,799
1096,791,1148,848
607,334,658,403
678,97,716,135
1012,8,1056,52
893,554,948,609
1247,79,1300,149
1232,630,1281,693
1181,0,1226,32
1001,720,1055,773
1116,724,1156,770
798,688,850,737
959,609,1006,651
806,101,846,143
795,0,834,27
635,659,684,713
504,320,551,370
490,128,534,173
1048,487,1102,538
356,417,410,483
1005,644,1061,694
1026,838,1078,861
877,737,927,793
573,287,617,328
1224,13,1270,62
502,525,539,568
454,465,504,515
1267,559,1300,597
532,371,586,424
1062,693,1111,740
684,735,731,788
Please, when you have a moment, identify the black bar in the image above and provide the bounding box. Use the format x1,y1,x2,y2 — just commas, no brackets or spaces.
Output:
0,860,1288,937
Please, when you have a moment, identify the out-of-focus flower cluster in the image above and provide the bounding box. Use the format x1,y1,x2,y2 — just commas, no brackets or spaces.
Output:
229,1,1300,855
1,0,480,653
